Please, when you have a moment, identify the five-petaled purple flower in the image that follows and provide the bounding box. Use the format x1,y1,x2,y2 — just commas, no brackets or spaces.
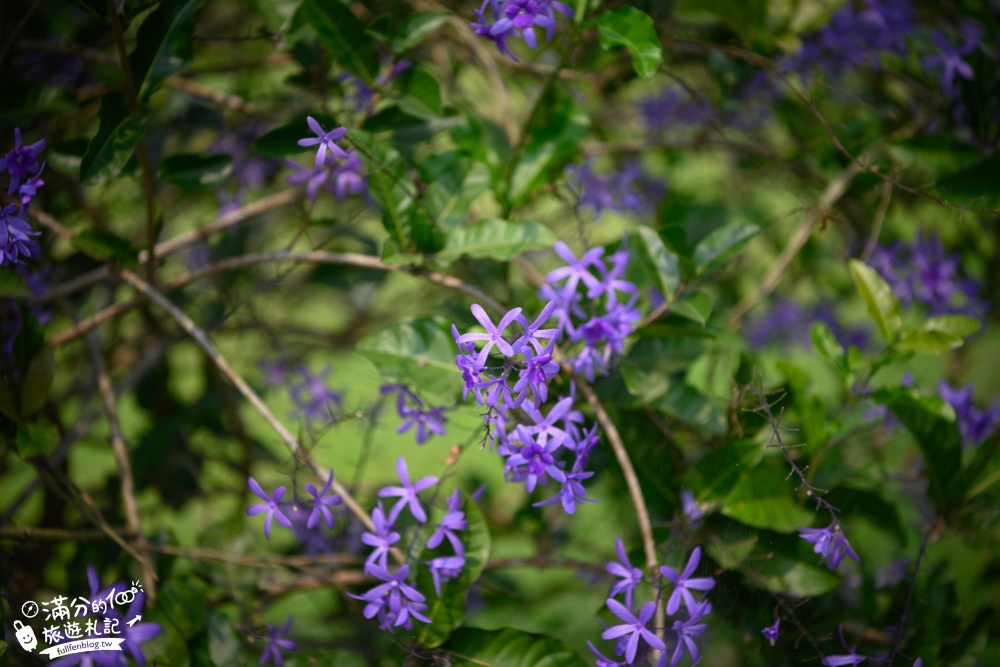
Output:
607,538,644,609
247,478,293,539
922,25,981,96
602,599,665,665
361,503,401,572
378,457,438,523
305,469,342,529
798,523,860,571
259,616,297,667
289,364,343,428
297,116,349,168
660,547,716,616
352,564,431,630
471,0,574,57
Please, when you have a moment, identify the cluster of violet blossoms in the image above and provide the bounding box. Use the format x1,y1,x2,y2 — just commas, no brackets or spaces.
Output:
798,522,860,572
471,0,575,60
0,128,46,266
590,543,716,666
352,457,470,631
869,233,987,318
566,158,663,220
938,380,1000,448
288,116,368,202
246,469,343,541
258,358,344,429
381,383,450,445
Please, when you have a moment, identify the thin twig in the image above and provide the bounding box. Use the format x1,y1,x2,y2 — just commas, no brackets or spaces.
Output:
861,181,893,263
887,529,931,667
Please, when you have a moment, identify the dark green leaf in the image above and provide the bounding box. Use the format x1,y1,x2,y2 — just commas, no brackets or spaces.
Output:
443,627,588,667
872,388,964,511
849,259,901,343
935,154,1000,206
693,222,759,275
592,7,662,78
416,495,491,648
436,219,555,266
355,318,457,395
420,152,490,230
811,322,848,374
129,0,204,101
71,229,138,266
352,133,417,248
394,67,442,119
707,530,842,596
684,439,763,502
635,226,681,298
253,113,340,157
79,94,146,185
391,12,451,52
722,459,815,533
158,153,232,187
670,292,712,326
301,0,380,84
826,487,906,544
653,381,726,434
205,612,241,666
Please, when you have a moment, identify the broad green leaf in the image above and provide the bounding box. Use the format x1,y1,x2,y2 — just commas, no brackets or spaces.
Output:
416,495,491,648
443,627,589,667
849,259,901,343
420,153,490,230
355,318,458,395
826,487,906,544
436,219,555,266
509,84,590,205
706,530,842,596
253,113,340,157
935,153,1000,206
451,115,511,189
391,12,451,53
811,322,848,374
395,66,442,119
301,0,380,84
670,291,712,326
129,0,203,101
799,393,829,455
693,222,759,275
158,153,232,187
683,438,764,502
14,422,60,458
674,0,768,44
722,460,815,533
922,314,980,339
79,94,146,185
653,381,727,434
872,388,964,511
72,229,138,266
204,611,241,666
897,329,966,354
635,226,681,298
592,7,662,78
352,133,418,249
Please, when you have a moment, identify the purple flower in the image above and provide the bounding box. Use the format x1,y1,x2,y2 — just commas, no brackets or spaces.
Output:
457,303,524,366
297,116,349,168
922,25,981,96
398,405,448,445
0,203,40,267
503,424,566,492
247,478,293,539
289,364,342,428
938,380,999,448
0,127,46,194
427,489,467,552
588,641,626,667
352,564,431,630
258,357,287,388
602,599,665,665
821,627,866,666
668,601,710,665
680,489,706,526
378,457,438,523
259,616,296,667
328,151,368,200
425,554,466,595
606,538,644,608
639,86,716,135
798,524,860,571
473,0,574,56
762,619,780,646
566,158,657,219
360,503,400,572
660,547,716,616
534,468,595,514
305,469,342,529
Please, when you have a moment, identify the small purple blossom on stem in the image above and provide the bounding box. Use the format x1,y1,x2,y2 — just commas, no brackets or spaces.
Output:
798,524,860,570
660,547,716,616
606,538,643,609
458,303,524,365
425,554,466,595
247,478,293,539
922,25,981,96
289,364,342,428
602,599,665,665
821,626,866,666
427,489,467,552
352,564,431,630
297,116,349,167
1,128,46,194
378,457,438,523
305,469,342,529
668,601,710,665
361,503,400,572
762,619,780,646
259,616,296,667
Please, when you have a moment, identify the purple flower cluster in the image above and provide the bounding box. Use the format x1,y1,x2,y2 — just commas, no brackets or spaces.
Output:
922,24,982,97
288,117,368,202
786,0,913,79
257,358,344,429
50,567,161,667
744,297,870,351
259,616,296,667
638,87,716,136
539,241,641,381
471,0,575,60
0,128,46,266
246,469,342,539
565,158,663,219
869,234,987,318
591,545,716,666
351,458,471,631
938,380,1000,448
381,383,449,445
798,523,860,571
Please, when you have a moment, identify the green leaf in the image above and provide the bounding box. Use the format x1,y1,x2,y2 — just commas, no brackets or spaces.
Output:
71,229,139,266
420,152,490,230
811,322,848,374
79,94,146,185
301,0,380,84
670,292,712,327
897,329,966,354
693,222,759,275
355,318,458,395
706,531,842,596
722,459,815,533
592,7,662,78
922,314,980,339
436,219,555,266
129,0,203,101
352,133,417,249
15,422,60,458
443,627,589,667
872,388,964,511
635,226,681,298
0,271,28,298
416,495,491,648
935,153,1000,206
253,113,340,157
849,259,901,343
395,67,442,119
509,84,590,205
205,611,241,666
391,12,451,53
158,153,232,187
653,381,727,435
683,438,763,503
826,487,906,544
